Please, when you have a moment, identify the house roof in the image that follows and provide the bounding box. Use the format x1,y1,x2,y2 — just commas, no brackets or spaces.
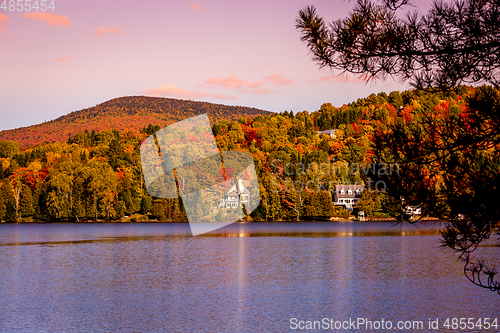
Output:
334,184,364,198
225,179,250,196
316,129,336,136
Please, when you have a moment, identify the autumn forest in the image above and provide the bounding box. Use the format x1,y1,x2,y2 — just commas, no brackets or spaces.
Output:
0,85,497,223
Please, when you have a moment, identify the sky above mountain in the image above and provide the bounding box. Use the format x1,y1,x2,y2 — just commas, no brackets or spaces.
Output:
0,0,433,131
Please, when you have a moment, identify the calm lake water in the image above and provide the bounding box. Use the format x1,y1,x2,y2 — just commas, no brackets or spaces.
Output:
0,222,498,332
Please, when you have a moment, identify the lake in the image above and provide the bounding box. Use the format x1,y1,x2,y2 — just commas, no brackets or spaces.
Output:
0,222,498,332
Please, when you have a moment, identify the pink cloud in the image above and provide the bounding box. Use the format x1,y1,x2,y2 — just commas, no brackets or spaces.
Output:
93,26,122,36
242,88,277,94
204,75,248,89
0,14,6,34
202,75,283,94
265,74,295,86
246,81,262,88
54,57,72,62
189,3,203,11
141,84,238,100
21,12,73,26
203,75,262,89
142,84,209,99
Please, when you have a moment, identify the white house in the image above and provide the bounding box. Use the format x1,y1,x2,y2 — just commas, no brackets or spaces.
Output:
333,184,364,211
404,205,422,215
316,129,337,138
218,179,251,209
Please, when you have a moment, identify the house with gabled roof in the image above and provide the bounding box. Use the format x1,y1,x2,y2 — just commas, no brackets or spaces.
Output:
404,205,421,215
218,179,251,209
333,184,364,211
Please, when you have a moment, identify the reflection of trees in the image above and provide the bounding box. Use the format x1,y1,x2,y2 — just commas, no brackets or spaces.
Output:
297,0,500,293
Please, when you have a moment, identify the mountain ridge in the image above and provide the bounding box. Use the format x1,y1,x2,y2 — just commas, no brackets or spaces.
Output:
0,96,274,148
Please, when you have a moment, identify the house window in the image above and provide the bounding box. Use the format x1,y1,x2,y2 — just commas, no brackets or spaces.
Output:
355,189,361,195
346,199,351,203
348,189,353,195
233,202,238,208
241,195,248,202
340,189,345,195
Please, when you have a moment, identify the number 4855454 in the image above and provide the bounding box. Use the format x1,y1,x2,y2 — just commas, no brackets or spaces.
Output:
1,0,55,11
443,318,498,330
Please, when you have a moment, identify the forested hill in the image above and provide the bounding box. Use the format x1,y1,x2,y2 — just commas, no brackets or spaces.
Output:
0,96,273,148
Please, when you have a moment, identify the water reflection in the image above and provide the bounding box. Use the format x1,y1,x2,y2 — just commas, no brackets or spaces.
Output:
202,221,445,238
0,221,445,246
0,222,497,333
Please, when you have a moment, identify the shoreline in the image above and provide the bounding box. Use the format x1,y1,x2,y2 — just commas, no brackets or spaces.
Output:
0,217,441,224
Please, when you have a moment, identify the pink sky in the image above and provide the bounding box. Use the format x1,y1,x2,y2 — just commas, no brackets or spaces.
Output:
0,0,433,131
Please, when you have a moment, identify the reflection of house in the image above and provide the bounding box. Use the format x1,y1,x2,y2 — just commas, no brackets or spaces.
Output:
316,129,337,138
218,179,251,209
333,184,364,211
